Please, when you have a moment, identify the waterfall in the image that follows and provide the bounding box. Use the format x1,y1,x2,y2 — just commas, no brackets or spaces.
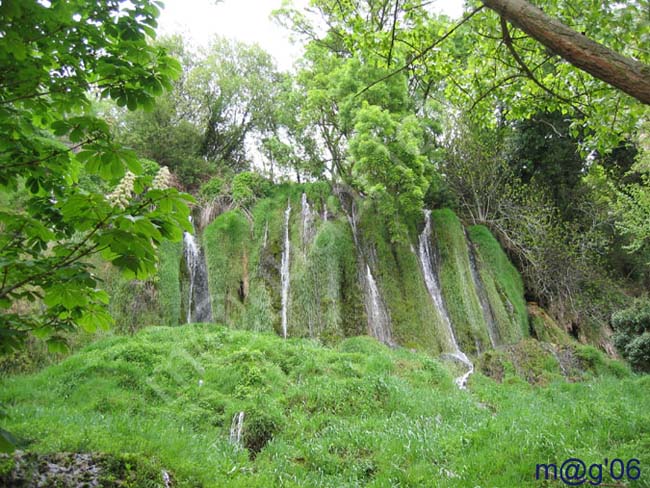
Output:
280,201,291,339
337,191,393,346
418,210,473,389
365,264,394,346
229,411,245,447
301,192,314,248
183,230,198,324
467,236,499,347
262,219,269,249
182,219,213,324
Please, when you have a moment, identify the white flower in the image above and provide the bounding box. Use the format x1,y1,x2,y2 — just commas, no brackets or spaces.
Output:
152,166,171,190
107,171,136,210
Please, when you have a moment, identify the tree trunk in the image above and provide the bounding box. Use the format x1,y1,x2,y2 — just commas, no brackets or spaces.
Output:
482,0,650,105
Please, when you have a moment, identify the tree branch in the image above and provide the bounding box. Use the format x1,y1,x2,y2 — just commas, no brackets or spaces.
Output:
482,0,650,104
500,17,586,117
386,0,401,68
356,5,485,97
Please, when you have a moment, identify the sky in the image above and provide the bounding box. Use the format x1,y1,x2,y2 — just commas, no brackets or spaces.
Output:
158,0,465,71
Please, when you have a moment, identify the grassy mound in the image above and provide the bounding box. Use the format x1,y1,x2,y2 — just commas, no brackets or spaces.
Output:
1,325,648,487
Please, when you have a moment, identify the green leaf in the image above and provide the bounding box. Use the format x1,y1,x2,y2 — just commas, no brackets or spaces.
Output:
0,428,17,453
44,285,88,310
78,307,113,332
46,337,69,354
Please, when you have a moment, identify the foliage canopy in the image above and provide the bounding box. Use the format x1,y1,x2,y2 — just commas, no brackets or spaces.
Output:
0,0,192,352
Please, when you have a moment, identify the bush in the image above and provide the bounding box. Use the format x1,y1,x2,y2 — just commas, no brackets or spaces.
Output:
199,176,225,201
241,402,285,455
612,301,650,372
232,172,271,206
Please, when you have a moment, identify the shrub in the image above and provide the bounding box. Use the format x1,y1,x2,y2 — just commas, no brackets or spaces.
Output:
199,176,225,201
612,300,650,372
232,172,271,206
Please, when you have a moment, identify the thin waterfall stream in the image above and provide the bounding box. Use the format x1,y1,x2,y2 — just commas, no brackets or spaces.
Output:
229,411,245,447
417,210,473,389
182,218,212,324
301,192,315,249
337,191,393,346
280,201,291,339
365,264,394,346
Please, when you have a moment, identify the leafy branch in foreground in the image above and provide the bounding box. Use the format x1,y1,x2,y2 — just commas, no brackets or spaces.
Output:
0,0,192,353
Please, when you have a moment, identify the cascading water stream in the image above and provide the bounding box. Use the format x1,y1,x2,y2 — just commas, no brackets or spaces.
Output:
301,192,314,249
262,220,269,250
229,411,245,447
182,218,212,324
183,229,198,324
280,201,291,339
336,191,394,346
365,264,393,346
417,210,473,389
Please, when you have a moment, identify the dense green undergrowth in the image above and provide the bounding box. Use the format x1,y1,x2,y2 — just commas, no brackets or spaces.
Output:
1,324,647,487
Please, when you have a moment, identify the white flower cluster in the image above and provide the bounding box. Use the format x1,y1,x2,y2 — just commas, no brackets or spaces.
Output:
107,171,136,210
152,166,172,190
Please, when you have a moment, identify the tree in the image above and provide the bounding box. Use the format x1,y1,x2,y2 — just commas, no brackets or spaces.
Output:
616,136,650,258
441,117,512,225
112,36,210,190
505,111,585,216
481,0,650,104
0,0,192,353
349,102,429,240
114,37,284,185
282,0,648,154
612,301,650,372
194,38,282,172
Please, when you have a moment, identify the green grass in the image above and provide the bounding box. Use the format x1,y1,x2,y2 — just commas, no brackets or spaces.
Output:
2,325,648,487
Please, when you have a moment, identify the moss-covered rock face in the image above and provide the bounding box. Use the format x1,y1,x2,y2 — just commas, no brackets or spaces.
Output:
528,303,573,345
184,184,532,358
432,209,491,354
468,225,529,343
477,339,631,385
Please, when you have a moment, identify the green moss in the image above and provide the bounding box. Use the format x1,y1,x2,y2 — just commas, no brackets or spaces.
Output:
357,204,449,354
203,210,251,326
433,209,490,354
289,220,365,341
528,303,572,344
157,240,182,326
468,225,529,342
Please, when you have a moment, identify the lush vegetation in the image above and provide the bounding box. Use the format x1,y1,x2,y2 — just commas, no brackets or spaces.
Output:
1,325,645,487
2,0,650,483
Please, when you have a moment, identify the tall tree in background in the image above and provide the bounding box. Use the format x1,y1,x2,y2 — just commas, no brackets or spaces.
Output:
113,36,209,189
114,37,283,188
196,38,281,173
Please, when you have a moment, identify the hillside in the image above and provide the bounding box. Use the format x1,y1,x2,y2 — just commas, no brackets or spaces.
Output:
2,1,650,487
1,324,648,487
